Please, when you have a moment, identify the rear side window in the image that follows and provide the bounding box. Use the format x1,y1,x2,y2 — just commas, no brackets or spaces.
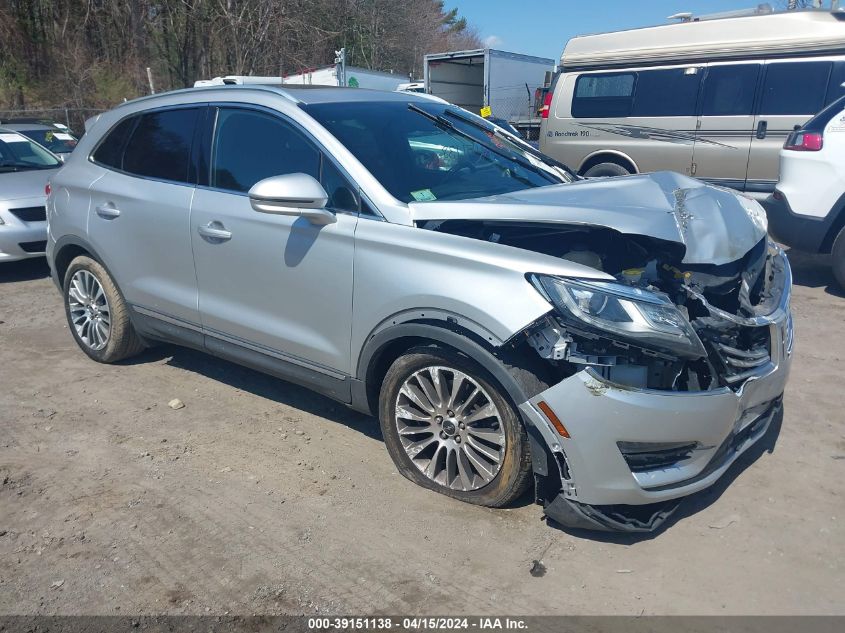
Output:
760,62,831,116
572,73,635,118
92,116,137,169
631,68,701,117
211,108,320,193
122,108,199,182
702,64,760,116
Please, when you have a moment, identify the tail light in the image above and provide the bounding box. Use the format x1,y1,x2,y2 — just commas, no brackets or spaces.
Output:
540,92,553,119
45,183,51,196
784,130,823,151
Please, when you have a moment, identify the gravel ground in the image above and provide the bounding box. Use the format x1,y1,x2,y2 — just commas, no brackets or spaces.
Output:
0,251,843,616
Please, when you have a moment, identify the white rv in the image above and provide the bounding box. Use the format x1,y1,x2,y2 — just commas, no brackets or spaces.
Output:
539,8,845,195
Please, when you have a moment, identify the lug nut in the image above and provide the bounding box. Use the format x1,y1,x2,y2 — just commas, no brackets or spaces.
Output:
447,410,454,417
439,431,447,440
455,436,461,443
435,415,443,423
458,422,465,430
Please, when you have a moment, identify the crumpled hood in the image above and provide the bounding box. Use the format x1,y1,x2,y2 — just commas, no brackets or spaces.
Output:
0,168,58,202
408,171,766,266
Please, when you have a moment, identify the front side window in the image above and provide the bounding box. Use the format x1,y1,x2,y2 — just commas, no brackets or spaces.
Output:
320,157,359,212
122,108,199,182
631,68,701,117
211,108,320,193
0,131,61,172
760,62,831,116
572,73,635,118
701,64,760,116
304,101,569,204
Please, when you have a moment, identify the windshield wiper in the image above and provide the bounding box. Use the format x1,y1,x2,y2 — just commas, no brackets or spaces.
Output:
407,104,558,184
442,108,578,180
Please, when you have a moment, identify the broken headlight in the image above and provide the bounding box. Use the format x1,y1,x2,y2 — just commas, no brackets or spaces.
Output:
530,275,706,359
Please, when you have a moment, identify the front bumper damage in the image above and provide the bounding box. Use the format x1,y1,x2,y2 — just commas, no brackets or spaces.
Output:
519,250,794,532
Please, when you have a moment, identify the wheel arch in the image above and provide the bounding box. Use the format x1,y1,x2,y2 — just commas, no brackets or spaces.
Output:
578,150,638,176
353,318,552,420
51,235,111,289
820,192,845,254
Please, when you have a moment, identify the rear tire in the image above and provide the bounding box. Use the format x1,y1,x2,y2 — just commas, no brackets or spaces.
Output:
583,162,631,178
379,346,532,508
63,256,145,363
832,225,845,290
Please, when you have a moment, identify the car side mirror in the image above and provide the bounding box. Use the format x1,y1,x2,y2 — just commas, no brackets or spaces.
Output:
248,173,335,225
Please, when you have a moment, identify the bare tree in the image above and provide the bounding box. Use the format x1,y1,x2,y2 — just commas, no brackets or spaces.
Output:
0,0,481,111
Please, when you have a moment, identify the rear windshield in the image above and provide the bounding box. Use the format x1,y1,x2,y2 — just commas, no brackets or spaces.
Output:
304,101,570,203
20,128,78,154
0,131,61,172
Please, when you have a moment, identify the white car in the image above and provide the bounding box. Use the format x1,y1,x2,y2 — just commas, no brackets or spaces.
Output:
764,96,845,288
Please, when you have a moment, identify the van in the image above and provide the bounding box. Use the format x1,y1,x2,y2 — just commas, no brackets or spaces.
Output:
540,9,845,196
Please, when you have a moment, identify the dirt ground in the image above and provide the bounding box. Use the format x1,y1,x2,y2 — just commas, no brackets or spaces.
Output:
0,251,843,616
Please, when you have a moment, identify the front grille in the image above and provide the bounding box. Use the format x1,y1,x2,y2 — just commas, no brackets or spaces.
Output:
705,325,771,387
18,240,47,253
9,206,46,222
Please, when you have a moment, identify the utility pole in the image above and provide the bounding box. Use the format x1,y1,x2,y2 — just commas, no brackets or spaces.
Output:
146,67,156,94
334,48,346,87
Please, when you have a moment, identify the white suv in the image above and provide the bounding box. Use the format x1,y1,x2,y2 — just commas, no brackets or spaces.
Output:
765,96,845,288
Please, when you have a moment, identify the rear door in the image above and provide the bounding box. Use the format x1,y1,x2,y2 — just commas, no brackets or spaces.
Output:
691,62,761,190
746,60,834,194
87,107,201,326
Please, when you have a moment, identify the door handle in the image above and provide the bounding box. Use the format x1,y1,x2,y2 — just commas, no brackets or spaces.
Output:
95,203,120,219
197,221,232,242
756,120,768,140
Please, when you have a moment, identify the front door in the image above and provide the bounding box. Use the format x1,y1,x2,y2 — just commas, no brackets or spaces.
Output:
691,62,760,191
190,107,358,375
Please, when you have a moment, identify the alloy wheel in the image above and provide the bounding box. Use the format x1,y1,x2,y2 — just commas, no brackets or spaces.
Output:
67,270,111,351
394,365,506,491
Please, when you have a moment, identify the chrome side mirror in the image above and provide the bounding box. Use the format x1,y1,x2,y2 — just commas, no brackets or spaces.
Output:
248,173,335,225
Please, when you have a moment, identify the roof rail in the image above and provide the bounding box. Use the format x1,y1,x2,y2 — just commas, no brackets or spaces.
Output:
668,3,773,22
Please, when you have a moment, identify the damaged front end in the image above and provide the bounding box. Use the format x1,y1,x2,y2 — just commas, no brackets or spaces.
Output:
516,238,791,532
418,180,794,532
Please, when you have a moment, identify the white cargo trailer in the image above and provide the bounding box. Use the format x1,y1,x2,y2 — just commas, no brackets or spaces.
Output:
423,48,555,136
194,66,405,91
281,65,406,90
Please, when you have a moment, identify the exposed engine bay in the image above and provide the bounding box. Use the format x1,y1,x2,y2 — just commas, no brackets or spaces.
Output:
419,218,783,394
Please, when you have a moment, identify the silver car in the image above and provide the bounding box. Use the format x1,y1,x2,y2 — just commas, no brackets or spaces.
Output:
2,122,79,161
46,86,793,532
1,128,61,262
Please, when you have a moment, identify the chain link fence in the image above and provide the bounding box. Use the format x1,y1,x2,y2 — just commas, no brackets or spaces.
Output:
0,107,107,136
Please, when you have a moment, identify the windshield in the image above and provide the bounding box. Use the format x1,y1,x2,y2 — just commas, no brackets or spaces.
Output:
304,101,573,203
0,131,61,172
19,128,78,154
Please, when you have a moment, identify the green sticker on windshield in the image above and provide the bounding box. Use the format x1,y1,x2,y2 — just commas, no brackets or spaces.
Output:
410,189,437,202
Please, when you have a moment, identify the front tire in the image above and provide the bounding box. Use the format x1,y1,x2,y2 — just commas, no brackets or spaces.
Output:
63,255,145,363
379,346,532,508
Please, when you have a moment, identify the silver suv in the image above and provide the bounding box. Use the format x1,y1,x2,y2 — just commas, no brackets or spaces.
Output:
46,86,793,532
